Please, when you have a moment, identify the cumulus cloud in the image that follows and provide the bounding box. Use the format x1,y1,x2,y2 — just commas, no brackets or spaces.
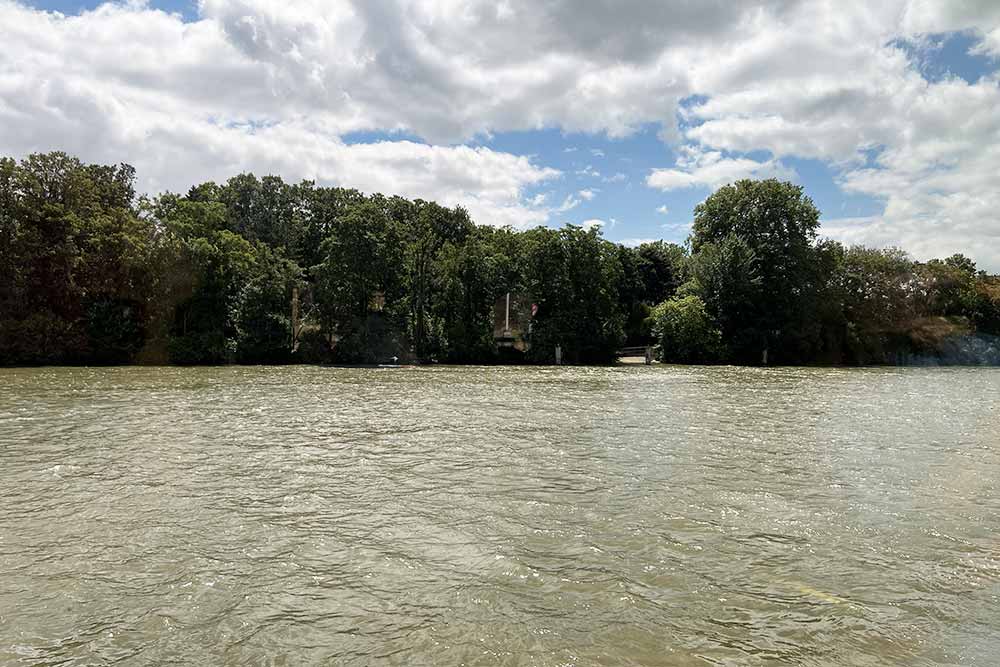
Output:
975,26,1000,57
645,2,1000,267
0,0,560,228
194,0,712,141
902,0,1000,56
580,219,605,231
1,0,999,265
578,188,597,200
647,146,795,191
825,77,1000,267
656,205,669,215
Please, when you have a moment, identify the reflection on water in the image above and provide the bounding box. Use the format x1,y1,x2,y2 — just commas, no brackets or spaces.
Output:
1,365,998,665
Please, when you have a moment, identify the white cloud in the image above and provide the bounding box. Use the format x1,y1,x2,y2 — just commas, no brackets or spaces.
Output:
822,79,1000,267
590,148,605,157
619,237,659,247
655,3,1000,267
647,146,795,191
578,188,597,200
580,219,605,231
902,1,1000,56
975,26,1000,57
0,0,560,229
192,0,711,142
662,220,693,235
656,205,669,215
554,193,581,213
1,1,1000,266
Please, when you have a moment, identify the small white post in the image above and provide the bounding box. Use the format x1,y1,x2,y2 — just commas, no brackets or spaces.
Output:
505,291,510,333
555,344,562,365
291,286,300,352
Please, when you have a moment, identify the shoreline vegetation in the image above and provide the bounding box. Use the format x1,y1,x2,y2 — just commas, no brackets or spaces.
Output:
2,152,998,368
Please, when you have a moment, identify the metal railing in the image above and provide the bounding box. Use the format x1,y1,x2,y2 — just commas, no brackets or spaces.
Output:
617,346,655,364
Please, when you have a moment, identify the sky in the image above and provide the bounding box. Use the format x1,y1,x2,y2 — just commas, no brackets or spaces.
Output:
3,1,1000,269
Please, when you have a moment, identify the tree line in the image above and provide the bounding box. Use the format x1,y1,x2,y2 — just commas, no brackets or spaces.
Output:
1,152,997,366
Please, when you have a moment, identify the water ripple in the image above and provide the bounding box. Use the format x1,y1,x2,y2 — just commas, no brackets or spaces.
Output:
1,365,999,665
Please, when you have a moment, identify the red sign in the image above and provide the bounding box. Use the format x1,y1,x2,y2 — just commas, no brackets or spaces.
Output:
531,303,538,317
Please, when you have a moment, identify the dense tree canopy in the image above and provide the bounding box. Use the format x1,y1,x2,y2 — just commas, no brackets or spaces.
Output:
519,225,625,364
687,179,825,363
1,154,997,367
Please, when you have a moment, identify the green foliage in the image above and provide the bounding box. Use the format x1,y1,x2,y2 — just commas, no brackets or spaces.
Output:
831,245,918,363
650,296,725,364
431,226,517,362
399,200,474,359
311,198,405,359
691,178,820,255
2,152,997,367
918,254,978,316
972,277,1000,335
0,152,157,364
297,185,366,270
686,179,825,364
615,241,687,345
84,297,145,364
521,226,625,364
232,245,303,364
683,234,761,361
635,241,687,304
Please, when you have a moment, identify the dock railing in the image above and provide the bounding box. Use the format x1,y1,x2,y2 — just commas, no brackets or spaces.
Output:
618,346,654,365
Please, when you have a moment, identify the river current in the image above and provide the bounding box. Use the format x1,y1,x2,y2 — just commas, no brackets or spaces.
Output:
1,365,998,665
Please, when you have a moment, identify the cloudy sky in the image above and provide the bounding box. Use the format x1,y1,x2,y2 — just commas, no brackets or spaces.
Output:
3,1,999,268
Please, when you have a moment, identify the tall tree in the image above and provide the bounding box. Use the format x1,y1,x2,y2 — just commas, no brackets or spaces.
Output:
152,195,256,364
688,179,821,364
311,198,405,363
521,225,625,364
399,200,473,359
432,226,519,362
0,153,156,364
232,244,303,364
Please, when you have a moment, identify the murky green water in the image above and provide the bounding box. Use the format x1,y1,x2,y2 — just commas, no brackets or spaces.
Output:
1,365,998,665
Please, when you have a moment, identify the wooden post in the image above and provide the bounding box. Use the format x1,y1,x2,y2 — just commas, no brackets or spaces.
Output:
645,346,653,365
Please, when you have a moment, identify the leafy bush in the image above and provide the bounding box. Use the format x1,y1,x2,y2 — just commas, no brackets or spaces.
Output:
650,296,725,364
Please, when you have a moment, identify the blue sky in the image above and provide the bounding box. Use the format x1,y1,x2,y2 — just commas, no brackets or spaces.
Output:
5,1,1000,266
30,0,197,19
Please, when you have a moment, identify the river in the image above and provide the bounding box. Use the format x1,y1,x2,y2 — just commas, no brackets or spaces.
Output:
1,365,998,665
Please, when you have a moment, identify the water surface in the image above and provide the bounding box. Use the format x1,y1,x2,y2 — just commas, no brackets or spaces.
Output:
1,365,998,665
